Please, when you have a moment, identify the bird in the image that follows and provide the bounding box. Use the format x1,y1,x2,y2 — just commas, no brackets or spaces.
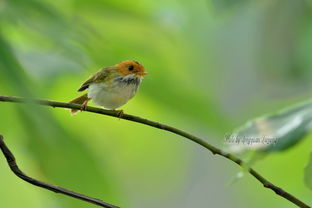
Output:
69,60,147,116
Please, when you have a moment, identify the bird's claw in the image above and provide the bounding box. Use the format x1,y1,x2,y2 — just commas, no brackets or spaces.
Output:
80,99,90,111
115,110,124,118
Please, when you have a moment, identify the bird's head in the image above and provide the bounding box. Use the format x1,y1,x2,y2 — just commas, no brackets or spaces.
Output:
114,60,147,78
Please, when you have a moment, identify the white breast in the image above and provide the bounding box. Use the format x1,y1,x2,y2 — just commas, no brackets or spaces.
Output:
87,78,140,110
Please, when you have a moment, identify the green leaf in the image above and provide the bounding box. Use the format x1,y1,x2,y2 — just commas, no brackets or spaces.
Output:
226,100,312,153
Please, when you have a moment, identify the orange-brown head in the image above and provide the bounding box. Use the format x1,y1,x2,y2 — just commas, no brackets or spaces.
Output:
114,60,147,77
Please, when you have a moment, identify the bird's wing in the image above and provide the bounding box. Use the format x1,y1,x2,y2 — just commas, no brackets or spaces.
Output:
77,67,112,92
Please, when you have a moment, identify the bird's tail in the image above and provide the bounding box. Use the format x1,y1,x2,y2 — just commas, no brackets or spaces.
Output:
69,93,89,114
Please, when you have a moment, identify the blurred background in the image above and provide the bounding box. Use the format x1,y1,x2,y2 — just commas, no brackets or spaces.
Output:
0,0,311,207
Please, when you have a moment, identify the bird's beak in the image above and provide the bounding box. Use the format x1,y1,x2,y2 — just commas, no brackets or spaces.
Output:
138,71,148,76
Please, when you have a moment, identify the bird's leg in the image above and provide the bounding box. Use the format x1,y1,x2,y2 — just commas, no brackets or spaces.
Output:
81,98,91,111
115,109,124,118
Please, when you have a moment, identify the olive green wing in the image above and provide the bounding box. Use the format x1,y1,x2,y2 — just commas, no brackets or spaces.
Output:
77,67,112,92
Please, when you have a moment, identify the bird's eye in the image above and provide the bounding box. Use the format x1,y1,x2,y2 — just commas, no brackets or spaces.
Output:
128,65,134,71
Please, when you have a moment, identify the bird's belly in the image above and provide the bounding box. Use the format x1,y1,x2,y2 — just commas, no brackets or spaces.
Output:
88,82,137,110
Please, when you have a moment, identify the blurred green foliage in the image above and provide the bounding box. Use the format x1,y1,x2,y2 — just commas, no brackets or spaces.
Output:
0,0,312,207
228,100,312,153
305,153,312,190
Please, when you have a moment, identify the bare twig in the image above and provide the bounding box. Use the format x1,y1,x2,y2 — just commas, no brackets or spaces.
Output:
0,135,119,208
0,95,310,208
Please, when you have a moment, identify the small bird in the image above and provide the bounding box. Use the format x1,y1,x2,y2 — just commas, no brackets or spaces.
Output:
69,60,147,115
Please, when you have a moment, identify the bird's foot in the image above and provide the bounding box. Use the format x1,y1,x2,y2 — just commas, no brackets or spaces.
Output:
80,99,90,111
115,110,124,118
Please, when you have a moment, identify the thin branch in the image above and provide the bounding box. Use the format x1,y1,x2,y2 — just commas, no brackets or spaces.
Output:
0,135,119,208
0,94,310,208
